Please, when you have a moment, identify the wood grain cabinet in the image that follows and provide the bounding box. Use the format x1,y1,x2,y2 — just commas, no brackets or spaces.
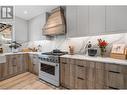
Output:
0,54,28,81
75,60,87,89
60,58,75,89
104,63,127,89
60,57,127,89
28,54,39,75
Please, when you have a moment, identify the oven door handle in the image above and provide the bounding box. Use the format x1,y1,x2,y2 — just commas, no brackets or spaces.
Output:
40,61,58,66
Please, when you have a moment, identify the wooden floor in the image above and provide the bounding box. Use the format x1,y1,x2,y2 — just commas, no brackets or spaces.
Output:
0,72,57,89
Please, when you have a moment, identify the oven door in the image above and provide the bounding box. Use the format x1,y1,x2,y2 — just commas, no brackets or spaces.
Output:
39,60,59,84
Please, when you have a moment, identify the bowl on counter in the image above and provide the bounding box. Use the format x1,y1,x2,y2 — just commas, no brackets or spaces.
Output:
88,48,97,56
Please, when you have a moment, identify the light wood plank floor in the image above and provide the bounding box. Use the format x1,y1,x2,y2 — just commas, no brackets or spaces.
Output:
0,72,57,89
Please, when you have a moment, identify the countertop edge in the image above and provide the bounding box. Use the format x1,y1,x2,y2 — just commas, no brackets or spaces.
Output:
60,54,127,65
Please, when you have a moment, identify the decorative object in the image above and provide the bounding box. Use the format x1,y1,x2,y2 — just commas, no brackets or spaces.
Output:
88,48,97,56
9,41,22,52
110,44,126,59
98,39,108,57
111,44,125,54
69,46,74,55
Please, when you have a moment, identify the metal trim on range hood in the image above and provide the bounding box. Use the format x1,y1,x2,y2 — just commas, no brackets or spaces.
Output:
42,7,66,36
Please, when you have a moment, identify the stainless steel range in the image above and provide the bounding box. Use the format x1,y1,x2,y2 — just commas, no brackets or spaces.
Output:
38,49,67,86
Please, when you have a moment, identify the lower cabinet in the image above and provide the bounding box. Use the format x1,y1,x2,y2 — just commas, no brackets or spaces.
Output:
28,54,39,75
0,54,28,81
60,57,127,89
60,58,75,89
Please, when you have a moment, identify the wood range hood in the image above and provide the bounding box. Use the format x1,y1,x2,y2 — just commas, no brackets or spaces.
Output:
43,7,66,36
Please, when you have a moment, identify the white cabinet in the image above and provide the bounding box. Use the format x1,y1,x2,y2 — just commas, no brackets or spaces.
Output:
89,6,106,35
66,6,104,37
77,6,89,37
106,6,127,34
66,6,77,37
66,6,89,37
15,17,28,42
66,6,127,37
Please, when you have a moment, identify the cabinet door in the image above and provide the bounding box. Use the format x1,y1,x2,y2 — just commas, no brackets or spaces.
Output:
8,55,18,75
60,58,70,88
0,64,2,79
105,71,124,89
89,6,106,35
17,54,28,73
22,54,28,72
1,56,9,78
69,59,75,89
33,55,39,75
77,6,89,37
28,54,39,75
66,6,77,37
106,6,127,34
75,60,87,89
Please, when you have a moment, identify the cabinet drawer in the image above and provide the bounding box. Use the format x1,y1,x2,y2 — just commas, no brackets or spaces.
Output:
75,63,87,79
105,63,123,73
75,77,87,89
76,60,87,67
105,71,124,89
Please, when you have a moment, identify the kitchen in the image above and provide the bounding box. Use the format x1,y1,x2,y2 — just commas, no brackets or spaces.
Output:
0,6,127,89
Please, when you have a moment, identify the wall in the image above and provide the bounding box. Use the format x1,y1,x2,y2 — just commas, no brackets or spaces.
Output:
15,17,28,42
28,13,46,41
21,33,127,57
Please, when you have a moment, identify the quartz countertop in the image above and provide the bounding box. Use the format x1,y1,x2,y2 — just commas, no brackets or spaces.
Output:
0,52,41,55
60,54,127,65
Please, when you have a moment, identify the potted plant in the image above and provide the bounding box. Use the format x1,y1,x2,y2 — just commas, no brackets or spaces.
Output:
97,39,108,57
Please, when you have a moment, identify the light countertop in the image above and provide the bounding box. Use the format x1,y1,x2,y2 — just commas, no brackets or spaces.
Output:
0,52,41,56
60,54,127,65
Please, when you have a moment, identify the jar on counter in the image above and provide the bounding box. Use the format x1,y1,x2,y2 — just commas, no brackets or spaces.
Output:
0,47,3,53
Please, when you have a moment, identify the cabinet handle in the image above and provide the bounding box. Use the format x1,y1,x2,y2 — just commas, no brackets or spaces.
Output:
13,65,16,66
109,71,120,74
62,62,67,64
77,65,84,67
108,86,119,89
77,77,84,80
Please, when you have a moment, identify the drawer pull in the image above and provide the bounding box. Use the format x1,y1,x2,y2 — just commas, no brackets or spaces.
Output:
77,65,84,67
62,62,67,64
13,65,16,66
109,71,120,74
109,86,119,89
77,77,84,80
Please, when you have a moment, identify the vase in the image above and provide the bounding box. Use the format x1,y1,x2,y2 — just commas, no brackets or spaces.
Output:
100,48,105,57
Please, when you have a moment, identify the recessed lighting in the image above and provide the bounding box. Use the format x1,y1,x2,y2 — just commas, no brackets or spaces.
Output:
24,11,28,14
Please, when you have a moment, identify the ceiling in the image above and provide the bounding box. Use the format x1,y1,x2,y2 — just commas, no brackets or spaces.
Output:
15,6,57,20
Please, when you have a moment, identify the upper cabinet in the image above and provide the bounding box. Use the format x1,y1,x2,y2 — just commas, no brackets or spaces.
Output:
66,6,89,37
89,6,106,35
66,6,127,38
66,6,77,37
66,6,105,37
77,6,89,37
106,6,127,34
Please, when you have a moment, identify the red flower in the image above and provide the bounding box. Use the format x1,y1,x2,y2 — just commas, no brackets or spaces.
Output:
98,39,108,47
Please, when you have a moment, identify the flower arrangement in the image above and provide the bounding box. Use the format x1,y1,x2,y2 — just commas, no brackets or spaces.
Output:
97,39,108,56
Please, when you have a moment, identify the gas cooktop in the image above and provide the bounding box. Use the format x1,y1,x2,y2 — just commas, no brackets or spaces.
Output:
41,49,68,56
39,49,68,63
